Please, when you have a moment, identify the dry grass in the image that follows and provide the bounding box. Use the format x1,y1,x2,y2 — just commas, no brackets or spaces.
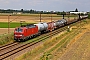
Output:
15,19,90,60
0,15,75,23
0,28,14,35
59,31,90,60
53,19,90,60
15,31,67,60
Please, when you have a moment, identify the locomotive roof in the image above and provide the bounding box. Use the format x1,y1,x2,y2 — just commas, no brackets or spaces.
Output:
16,24,36,29
21,24,36,28
26,24,36,28
57,19,66,22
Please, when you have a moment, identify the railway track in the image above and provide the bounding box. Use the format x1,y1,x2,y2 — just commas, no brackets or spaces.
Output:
0,42,19,51
0,26,68,60
0,20,84,60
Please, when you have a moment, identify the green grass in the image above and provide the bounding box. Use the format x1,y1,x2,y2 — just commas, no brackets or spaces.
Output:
0,22,20,28
0,22,36,28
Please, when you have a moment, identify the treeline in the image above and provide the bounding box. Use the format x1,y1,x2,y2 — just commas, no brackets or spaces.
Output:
0,8,89,16
0,9,67,15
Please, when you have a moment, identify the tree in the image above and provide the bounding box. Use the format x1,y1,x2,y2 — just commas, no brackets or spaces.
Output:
61,11,66,15
30,9,35,13
75,8,78,12
21,9,23,12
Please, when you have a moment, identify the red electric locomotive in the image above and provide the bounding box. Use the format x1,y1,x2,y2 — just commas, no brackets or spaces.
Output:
14,24,38,41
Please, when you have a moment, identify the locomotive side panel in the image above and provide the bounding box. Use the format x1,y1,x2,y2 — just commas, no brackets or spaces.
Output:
14,25,38,41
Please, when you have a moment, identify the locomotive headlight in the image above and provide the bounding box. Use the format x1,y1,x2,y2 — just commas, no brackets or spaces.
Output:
19,35,23,36
14,34,23,36
14,34,17,36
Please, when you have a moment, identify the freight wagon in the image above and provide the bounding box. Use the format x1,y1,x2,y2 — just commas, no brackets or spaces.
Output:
14,15,88,41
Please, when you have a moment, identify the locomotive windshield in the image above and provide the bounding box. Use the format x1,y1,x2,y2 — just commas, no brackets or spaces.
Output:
15,28,23,32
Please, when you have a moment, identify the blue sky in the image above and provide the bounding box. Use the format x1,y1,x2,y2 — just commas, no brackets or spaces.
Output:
0,0,89,11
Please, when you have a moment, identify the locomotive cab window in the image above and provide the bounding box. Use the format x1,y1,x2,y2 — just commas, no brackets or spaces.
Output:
15,28,23,32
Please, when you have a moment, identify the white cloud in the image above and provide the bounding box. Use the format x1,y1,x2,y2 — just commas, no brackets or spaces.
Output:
0,0,9,6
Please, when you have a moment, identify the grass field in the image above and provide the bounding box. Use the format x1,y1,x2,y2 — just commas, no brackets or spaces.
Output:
0,14,77,46
0,13,78,17
0,14,77,28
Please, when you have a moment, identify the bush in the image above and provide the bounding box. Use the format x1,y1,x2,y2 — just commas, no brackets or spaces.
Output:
0,33,14,45
88,14,90,19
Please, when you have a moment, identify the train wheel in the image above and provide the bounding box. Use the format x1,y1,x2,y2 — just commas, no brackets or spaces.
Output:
22,38,26,42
